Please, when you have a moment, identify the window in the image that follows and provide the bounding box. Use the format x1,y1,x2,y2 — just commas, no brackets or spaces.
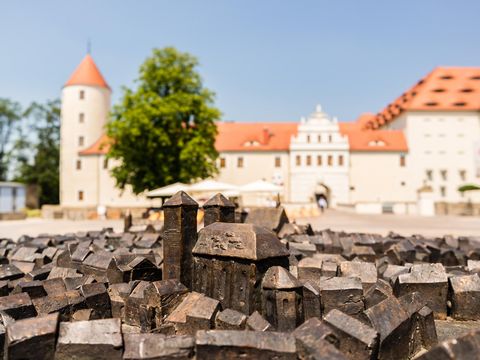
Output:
338,155,344,166
78,191,84,201
306,135,310,143
327,155,333,166
79,90,85,100
274,157,281,168
440,186,446,197
426,170,433,181
78,136,84,146
306,155,312,166
76,160,81,170
103,158,109,169
440,170,447,181
400,155,406,167
459,170,466,181
237,157,243,168
220,157,226,168
296,155,301,166
401,181,406,186
328,135,332,143
317,155,322,166
79,113,85,123
317,135,321,143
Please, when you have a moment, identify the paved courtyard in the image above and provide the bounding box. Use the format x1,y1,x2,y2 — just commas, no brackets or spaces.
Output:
0,210,479,241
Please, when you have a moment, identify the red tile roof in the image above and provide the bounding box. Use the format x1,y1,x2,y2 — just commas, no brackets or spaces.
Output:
65,54,110,89
365,67,480,129
79,134,111,155
215,122,298,152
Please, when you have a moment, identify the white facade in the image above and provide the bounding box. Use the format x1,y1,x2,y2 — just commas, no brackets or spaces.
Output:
289,106,349,206
385,111,480,204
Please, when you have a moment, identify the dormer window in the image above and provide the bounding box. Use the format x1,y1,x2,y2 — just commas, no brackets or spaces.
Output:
432,88,445,93
439,75,453,80
453,102,467,107
424,102,438,107
460,88,473,93
244,140,260,147
368,140,386,147
470,75,480,80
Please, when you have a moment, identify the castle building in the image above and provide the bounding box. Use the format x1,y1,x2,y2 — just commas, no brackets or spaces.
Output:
58,55,480,217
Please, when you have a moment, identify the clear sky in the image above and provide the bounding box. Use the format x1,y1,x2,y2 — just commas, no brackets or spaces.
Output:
1,0,479,122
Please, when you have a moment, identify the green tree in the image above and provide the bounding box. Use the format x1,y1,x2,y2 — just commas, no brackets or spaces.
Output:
15,100,60,206
107,47,220,194
0,98,23,180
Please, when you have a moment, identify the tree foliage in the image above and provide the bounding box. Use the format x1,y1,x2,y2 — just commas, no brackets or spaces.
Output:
107,47,221,194
15,100,60,206
0,98,22,180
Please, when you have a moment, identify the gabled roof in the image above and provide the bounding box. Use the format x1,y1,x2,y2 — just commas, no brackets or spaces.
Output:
79,134,111,155
215,122,298,152
365,66,480,129
65,54,110,90
340,127,408,152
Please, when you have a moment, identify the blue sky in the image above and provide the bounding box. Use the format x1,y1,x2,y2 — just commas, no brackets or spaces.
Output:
1,1,479,122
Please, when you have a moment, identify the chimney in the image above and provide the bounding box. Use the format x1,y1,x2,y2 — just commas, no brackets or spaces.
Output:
262,127,271,145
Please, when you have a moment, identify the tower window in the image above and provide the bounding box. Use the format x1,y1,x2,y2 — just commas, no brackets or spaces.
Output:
219,157,226,168
400,155,406,167
78,191,84,201
296,155,301,166
328,135,332,143
274,157,281,168
426,169,433,181
79,90,85,100
338,155,344,166
79,113,85,123
327,155,333,166
78,136,84,146
306,135,310,143
76,160,82,170
317,135,321,143
459,170,466,181
440,170,447,181
317,155,322,166
440,186,446,197
237,157,243,168
103,158,109,169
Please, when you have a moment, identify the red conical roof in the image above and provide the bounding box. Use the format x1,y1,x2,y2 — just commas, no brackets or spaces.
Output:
65,54,110,89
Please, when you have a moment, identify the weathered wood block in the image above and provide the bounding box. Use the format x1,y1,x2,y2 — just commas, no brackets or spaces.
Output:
394,263,448,319
302,281,321,319
324,309,379,360
339,261,377,292
162,191,198,289
245,206,289,234
365,295,414,360
215,308,247,330
262,266,303,331
298,257,322,286
124,281,154,331
246,311,272,331
165,292,220,335
364,279,393,309
203,193,236,226
319,277,364,317
5,312,58,360
80,283,111,319
0,265,23,281
0,293,36,320
195,330,297,360
123,333,194,360
418,306,438,350
12,280,47,299
416,329,480,360
55,318,123,360
449,274,480,320
144,279,188,326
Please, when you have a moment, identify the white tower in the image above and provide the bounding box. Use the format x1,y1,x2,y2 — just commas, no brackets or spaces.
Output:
60,54,111,207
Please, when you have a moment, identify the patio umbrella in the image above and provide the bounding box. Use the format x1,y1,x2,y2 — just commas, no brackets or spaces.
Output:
188,179,238,193
145,182,190,198
240,180,282,193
